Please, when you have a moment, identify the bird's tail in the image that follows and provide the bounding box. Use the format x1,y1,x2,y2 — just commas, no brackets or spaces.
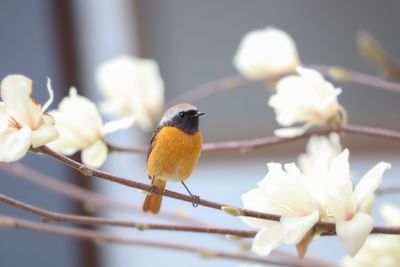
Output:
143,178,166,214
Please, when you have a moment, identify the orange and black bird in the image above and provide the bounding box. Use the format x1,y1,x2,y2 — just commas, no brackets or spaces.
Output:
143,103,204,214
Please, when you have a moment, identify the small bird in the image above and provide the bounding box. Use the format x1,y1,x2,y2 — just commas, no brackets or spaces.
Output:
143,103,204,214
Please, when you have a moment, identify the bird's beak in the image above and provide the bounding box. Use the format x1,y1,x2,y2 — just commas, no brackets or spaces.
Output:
193,111,205,117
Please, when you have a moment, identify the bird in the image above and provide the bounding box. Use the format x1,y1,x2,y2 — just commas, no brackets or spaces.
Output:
143,103,204,214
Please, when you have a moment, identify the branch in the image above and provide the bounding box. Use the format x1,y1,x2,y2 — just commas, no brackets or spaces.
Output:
0,193,256,237
0,162,135,213
167,66,400,107
311,65,400,93
107,124,400,154
0,215,338,267
376,186,400,195
166,75,257,107
0,162,201,224
36,146,400,236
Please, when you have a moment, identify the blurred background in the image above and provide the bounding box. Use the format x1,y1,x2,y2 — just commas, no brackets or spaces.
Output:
0,0,400,266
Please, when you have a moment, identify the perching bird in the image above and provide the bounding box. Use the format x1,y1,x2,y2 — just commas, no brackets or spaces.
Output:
143,103,204,214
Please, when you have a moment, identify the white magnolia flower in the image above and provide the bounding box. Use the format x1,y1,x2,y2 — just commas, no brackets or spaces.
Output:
241,148,390,257
0,75,59,162
48,88,134,168
241,162,320,256
95,55,164,131
268,67,343,137
233,26,300,79
341,204,400,267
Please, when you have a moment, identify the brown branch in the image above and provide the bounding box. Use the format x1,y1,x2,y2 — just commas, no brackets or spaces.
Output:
376,186,400,195
107,143,147,154
311,65,400,93
166,75,256,107
107,124,400,154
0,162,201,224
0,162,135,213
0,215,338,267
167,67,400,109
36,145,400,236
0,193,255,237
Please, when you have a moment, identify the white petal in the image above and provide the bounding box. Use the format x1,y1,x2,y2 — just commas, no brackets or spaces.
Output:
260,162,317,215
359,194,374,214
42,77,54,113
296,67,325,83
284,163,306,182
251,224,283,256
274,124,310,138
380,203,400,226
0,126,32,162
326,181,355,220
281,210,319,244
0,75,43,128
31,124,59,148
299,133,342,179
258,162,283,187
99,99,123,116
241,188,286,228
336,211,374,256
328,149,353,215
102,115,136,135
81,139,108,168
0,102,9,131
329,149,350,186
354,162,390,206
46,110,82,155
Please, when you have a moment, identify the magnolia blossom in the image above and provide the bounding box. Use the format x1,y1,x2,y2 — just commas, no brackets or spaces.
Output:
299,133,342,176
0,75,59,162
268,67,343,137
241,143,390,257
241,162,320,256
233,26,300,79
341,204,400,267
95,55,164,131
48,88,134,168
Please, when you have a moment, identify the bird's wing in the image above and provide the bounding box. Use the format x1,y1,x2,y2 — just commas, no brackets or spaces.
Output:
147,125,163,163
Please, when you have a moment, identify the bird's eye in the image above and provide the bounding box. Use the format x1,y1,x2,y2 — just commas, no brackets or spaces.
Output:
179,112,184,117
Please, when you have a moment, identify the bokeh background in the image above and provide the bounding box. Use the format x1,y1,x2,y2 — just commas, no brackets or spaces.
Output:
0,1,399,266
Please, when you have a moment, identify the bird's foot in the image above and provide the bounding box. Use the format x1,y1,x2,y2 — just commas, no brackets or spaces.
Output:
148,184,159,194
191,195,200,207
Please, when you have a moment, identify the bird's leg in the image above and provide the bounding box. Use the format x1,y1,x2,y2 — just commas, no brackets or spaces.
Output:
148,176,158,194
181,181,200,207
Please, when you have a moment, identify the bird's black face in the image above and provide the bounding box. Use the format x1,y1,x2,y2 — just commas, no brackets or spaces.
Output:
166,109,204,135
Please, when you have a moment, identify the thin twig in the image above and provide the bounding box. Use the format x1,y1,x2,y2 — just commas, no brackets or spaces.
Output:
36,146,400,236
166,75,256,107
0,162,135,213
311,65,400,93
0,162,200,224
107,124,400,154
376,186,400,195
0,193,255,237
0,215,338,267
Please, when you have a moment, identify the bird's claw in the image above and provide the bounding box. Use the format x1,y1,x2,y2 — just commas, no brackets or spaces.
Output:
191,195,200,207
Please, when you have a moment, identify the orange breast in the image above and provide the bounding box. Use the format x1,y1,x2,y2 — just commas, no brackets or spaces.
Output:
147,127,202,182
